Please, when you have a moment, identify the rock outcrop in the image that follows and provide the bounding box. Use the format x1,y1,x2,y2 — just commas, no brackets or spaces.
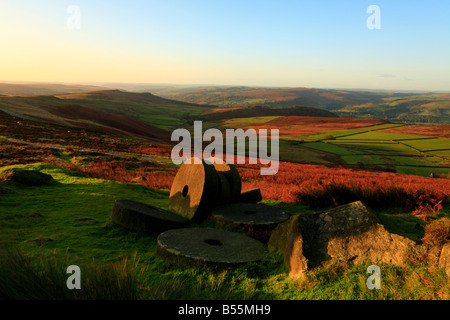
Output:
0,169,56,186
269,201,419,278
439,242,450,278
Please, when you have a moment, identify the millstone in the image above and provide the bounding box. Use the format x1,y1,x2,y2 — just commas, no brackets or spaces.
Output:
111,199,189,233
238,188,262,203
156,228,268,267
211,203,289,242
205,157,241,202
212,203,288,226
216,172,231,205
169,157,219,221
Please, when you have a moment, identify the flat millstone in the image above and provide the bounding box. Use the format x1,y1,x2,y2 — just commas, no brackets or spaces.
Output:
156,228,268,267
211,203,289,228
111,199,189,233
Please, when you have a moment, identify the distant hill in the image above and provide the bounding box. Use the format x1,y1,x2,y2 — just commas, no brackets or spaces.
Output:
0,82,111,97
0,89,212,142
55,89,207,108
336,94,450,124
154,86,411,109
155,86,450,124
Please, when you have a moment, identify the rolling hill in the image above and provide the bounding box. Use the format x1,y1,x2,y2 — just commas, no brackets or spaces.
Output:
0,89,212,142
154,86,450,124
0,85,343,140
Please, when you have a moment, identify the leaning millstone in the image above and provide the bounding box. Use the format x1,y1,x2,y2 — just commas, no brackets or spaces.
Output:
111,199,189,233
238,188,262,203
0,169,56,186
169,157,219,221
439,242,450,278
212,203,289,242
269,201,419,278
205,157,242,202
156,228,268,268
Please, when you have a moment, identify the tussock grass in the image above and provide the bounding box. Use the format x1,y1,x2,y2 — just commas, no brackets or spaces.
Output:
0,247,138,300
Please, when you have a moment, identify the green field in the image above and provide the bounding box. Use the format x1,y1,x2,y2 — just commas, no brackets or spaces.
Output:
294,123,403,141
282,125,449,177
400,138,450,152
337,131,428,141
209,115,449,177
221,116,280,128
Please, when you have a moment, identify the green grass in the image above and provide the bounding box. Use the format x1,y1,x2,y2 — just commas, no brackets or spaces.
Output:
395,166,450,177
0,163,449,300
337,131,428,141
330,141,420,155
297,123,403,141
301,142,361,156
221,116,280,127
278,141,341,164
400,138,450,152
136,105,205,129
427,150,450,159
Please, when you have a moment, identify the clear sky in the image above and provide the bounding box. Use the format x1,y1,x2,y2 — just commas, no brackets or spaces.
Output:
1,0,449,91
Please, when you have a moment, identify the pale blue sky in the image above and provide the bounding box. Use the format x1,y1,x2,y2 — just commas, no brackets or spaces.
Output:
1,0,449,90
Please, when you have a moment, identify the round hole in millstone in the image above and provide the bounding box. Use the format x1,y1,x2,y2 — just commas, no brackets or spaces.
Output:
156,228,268,267
182,185,189,197
204,239,223,246
111,199,189,233
212,203,289,227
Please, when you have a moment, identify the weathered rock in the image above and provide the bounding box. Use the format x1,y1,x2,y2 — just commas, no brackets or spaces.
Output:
439,242,450,278
112,199,189,233
268,214,307,278
156,228,268,268
0,169,56,186
238,188,263,203
169,157,219,221
212,203,289,242
269,201,419,278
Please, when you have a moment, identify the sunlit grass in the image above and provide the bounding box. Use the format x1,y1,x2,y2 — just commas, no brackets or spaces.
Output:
0,163,449,300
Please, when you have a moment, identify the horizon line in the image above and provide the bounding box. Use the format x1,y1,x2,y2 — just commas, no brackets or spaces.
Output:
0,79,449,94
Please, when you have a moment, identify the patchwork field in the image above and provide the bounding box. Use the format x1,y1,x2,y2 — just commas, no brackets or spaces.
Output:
213,116,449,177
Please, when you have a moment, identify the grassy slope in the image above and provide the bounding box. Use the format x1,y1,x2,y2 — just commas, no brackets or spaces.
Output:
1,163,449,300
0,90,209,132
